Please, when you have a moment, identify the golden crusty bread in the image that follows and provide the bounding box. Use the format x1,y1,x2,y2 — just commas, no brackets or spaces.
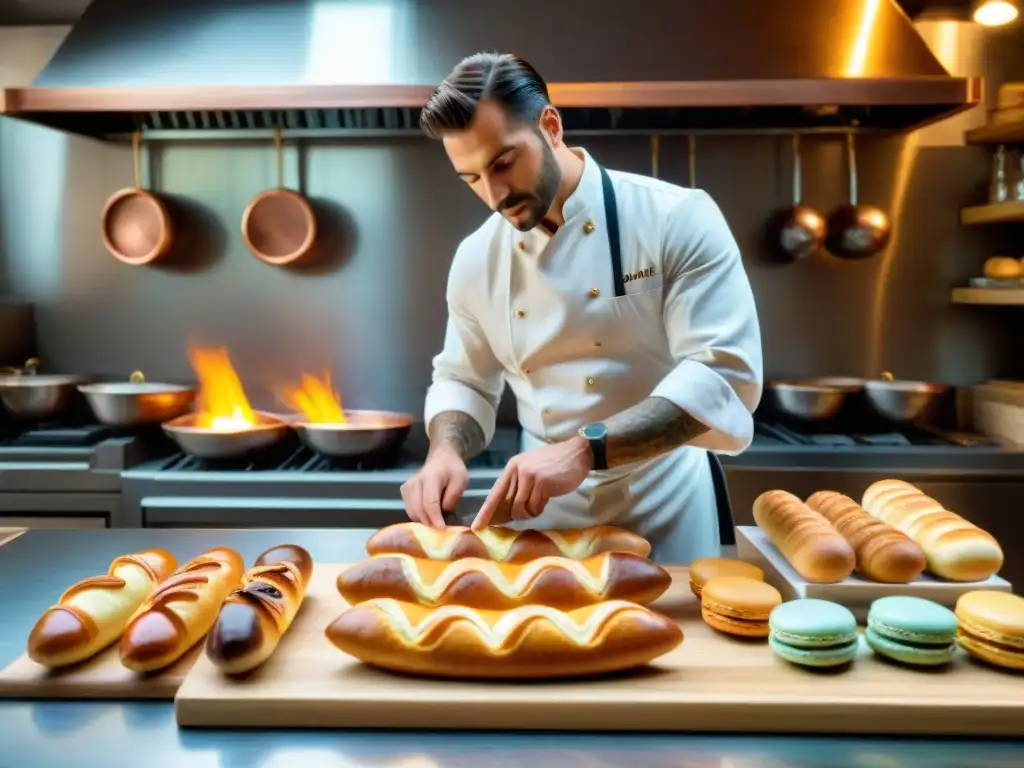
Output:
336,551,671,611
324,598,683,679
752,490,856,583
366,522,651,562
805,491,925,583
206,544,314,675
27,549,178,668
861,479,1003,582
119,547,244,672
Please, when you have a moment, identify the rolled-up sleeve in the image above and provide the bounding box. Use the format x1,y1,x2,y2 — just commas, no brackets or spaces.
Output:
423,265,506,447
649,190,764,454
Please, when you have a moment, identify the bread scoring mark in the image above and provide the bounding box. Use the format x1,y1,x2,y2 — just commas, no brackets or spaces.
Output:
392,553,612,600
371,598,645,650
58,575,127,603
411,524,601,561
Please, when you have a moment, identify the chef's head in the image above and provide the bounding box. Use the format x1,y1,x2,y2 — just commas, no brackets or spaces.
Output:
421,52,564,232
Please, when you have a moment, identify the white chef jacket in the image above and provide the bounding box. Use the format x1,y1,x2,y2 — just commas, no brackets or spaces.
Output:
424,147,763,564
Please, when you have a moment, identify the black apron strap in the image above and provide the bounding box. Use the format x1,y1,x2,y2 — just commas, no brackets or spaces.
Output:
706,451,735,546
597,164,626,297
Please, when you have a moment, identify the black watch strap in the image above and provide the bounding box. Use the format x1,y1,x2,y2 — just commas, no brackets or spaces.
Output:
580,422,609,471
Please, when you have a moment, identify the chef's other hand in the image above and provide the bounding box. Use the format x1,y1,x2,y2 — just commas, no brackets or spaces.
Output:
401,445,469,529
471,437,591,531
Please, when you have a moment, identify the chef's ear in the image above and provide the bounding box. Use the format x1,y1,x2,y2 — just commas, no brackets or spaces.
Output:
537,105,563,147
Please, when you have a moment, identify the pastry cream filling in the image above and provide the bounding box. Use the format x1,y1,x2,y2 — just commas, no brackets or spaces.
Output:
394,554,609,599
413,526,593,561
373,598,639,650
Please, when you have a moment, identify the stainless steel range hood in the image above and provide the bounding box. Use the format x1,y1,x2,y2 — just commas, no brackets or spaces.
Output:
0,0,981,139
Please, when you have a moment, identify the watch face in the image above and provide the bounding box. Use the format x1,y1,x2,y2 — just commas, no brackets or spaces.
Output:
582,422,608,440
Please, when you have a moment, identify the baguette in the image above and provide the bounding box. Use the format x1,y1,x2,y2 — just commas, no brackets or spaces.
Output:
861,479,1003,582
27,549,178,668
805,491,926,583
752,490,856,583
337,551,671,611
206,544,314,675
366,522,651,563
325,598,683,679
119,547,244,672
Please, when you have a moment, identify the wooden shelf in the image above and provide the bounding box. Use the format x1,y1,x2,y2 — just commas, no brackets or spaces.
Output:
960,201,1024,225
964,115,1024,145
952,288,1024,306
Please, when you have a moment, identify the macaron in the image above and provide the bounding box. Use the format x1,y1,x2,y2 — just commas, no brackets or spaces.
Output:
865,595,958,667
768,598,859,668
689,557,765,599
700,576,782,638
955,590,1024,671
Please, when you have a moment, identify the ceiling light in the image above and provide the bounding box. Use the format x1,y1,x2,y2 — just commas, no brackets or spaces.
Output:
972,0,1020,26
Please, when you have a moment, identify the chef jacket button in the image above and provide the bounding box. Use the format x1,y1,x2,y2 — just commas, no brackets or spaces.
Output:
517,241,527,251
515,310,526,319
589,287,600,298
542,407,551,415
582,220,596,235
524,367,533,374
587,377,596,387
593,341,602,348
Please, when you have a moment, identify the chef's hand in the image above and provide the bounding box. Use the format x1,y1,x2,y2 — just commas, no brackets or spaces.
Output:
401,445,468,529
471,436,592,530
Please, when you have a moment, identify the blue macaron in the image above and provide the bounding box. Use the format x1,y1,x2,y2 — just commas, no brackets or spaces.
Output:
768,598,859,668
865,595,958,667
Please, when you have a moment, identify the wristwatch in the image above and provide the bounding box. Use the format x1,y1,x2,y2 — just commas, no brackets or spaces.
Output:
578,421,609,471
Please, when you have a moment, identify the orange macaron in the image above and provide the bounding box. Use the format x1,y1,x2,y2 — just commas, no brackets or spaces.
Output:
701,576,783,638
689,557,765,600
955,590,1024,671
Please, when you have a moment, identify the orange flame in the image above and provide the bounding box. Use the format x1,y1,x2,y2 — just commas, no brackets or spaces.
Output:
279,369,346,424
187,346,258,431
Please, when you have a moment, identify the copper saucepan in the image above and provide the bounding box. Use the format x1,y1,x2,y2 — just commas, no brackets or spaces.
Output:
825,131,892,261
78,370,196,427
291,409,415,459
100,130,173,266
241,125,317,267
161,411,290,459
766,133,826,262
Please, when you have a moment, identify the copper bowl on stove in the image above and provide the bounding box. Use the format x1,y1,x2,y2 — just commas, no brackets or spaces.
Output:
161,411,290,459
291,409,414,459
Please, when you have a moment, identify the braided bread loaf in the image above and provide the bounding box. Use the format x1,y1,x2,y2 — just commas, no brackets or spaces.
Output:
337,551,671,611
325,598,683,678
28,549,178,668
366,522,651,563
806,490,925,583
861,479,1003,582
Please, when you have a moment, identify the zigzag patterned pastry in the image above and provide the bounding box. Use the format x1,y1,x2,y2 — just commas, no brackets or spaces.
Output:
337,551,671,610
119,546,244,672
206,544,314,674
325,598,683,679
365,522,652,563
27,549,178,668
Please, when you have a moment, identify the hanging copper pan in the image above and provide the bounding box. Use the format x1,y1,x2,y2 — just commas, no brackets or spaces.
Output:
241,126,317,267
100,130,173,266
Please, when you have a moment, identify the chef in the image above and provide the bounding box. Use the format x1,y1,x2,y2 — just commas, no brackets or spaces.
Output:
400,52,763,564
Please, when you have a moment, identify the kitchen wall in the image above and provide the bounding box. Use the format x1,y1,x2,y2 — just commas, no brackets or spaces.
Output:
1,21,1023,424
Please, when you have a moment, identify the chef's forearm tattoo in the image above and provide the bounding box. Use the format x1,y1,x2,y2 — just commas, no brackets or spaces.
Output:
603,396,710,467
428,411,486,461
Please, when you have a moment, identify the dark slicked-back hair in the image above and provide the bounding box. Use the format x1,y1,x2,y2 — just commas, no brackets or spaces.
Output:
420,52,551,139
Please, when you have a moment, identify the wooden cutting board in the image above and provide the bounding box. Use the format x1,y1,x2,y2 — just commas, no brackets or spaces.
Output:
0,642,203,700
174,564,1024,735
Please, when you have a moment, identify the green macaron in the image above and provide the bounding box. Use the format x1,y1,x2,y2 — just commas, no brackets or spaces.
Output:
865,595,958,667
768,598,859,668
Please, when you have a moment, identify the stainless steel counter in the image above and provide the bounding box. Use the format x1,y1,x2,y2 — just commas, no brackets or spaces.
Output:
3,531,1024,767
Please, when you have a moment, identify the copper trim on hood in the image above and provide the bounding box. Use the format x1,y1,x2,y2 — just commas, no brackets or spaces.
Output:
0,0,983,138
